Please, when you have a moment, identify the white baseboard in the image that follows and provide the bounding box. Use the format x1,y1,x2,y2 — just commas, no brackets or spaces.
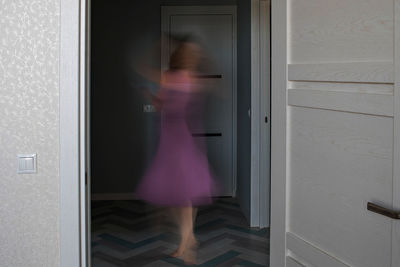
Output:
91,193,137,201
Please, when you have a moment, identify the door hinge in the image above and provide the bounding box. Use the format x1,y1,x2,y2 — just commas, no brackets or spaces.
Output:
265,116,268,123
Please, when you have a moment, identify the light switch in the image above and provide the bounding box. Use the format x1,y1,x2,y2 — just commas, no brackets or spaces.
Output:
17,154,37,174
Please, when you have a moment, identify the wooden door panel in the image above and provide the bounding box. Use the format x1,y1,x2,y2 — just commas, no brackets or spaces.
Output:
281,0,397,265
289,106,393,267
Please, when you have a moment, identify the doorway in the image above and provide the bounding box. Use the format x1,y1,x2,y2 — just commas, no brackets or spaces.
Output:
59,0,270,266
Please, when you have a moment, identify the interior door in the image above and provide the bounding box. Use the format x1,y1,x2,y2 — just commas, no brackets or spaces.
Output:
162,6,236,196
271,0,400,266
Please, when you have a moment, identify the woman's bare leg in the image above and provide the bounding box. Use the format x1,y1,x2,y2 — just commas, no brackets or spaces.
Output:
184,207,198,265
181,206,197,265
170,206,197,263
170,207,186,257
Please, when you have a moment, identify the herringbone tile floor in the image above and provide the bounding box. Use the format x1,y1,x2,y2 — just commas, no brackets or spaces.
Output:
91,198,269,266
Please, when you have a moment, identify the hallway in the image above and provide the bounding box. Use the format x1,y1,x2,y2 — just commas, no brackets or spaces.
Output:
91,198,269,266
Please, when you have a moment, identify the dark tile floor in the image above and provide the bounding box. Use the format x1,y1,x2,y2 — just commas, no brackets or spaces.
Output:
91,198,269,266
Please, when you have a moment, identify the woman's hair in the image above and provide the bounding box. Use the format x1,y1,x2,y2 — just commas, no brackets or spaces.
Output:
169,44,190,70
169,34,205,71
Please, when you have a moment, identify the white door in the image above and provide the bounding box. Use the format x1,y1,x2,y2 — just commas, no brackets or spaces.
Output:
161,6,237,197
270,0,400,266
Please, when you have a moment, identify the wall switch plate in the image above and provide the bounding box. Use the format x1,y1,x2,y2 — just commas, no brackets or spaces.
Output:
17,154,37,174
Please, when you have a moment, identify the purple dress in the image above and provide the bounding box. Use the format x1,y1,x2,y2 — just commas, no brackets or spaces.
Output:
135,71,216,207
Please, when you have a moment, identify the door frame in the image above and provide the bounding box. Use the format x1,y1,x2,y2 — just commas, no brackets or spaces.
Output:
269,0,287,265
251,0,271,228
60,0,90,266
59,0,271,266
160,5,238,198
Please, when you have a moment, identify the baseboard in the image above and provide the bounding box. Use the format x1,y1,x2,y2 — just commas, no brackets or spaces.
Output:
91,193,137,201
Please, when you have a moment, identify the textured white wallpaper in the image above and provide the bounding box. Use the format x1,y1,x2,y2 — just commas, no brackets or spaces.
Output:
0,0,60,266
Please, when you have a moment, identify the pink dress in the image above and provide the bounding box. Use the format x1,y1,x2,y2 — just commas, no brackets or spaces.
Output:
135,71,216,207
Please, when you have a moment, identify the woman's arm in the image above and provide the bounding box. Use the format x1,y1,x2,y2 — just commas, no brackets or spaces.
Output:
137,74,166,111
133,39,163,84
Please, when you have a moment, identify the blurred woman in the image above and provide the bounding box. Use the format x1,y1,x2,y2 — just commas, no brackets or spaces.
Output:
135,38,216,265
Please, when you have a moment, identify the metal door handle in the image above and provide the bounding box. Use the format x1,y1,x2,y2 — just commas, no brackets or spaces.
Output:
367,202,400,219
194,74,222,79
192,133,222,137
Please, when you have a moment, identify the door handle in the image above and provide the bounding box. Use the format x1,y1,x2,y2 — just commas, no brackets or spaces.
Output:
367,202,400,220
194,74,222,79
192,133,222,137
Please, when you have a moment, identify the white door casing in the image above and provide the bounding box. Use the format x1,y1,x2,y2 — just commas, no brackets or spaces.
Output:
60,0,83,266
83,0,91,265
60,0,91,266
270,0,400,267
252,0,271,229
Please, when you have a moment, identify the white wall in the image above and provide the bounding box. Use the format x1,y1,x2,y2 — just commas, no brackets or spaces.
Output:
0,0,60,266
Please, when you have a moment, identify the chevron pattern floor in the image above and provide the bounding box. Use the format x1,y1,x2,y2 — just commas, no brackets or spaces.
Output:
91,198,269,267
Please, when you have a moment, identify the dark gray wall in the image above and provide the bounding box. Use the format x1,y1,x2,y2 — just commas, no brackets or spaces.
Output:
91,0,250,200
236,0,251,221
91,0,159,194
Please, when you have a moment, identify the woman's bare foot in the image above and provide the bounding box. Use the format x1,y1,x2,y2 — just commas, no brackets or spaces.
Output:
170,249,184,258
170,235,198,264
183,236,198,265
183,248,197,265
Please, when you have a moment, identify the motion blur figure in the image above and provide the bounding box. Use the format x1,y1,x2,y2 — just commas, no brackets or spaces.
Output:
135,37,217,265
